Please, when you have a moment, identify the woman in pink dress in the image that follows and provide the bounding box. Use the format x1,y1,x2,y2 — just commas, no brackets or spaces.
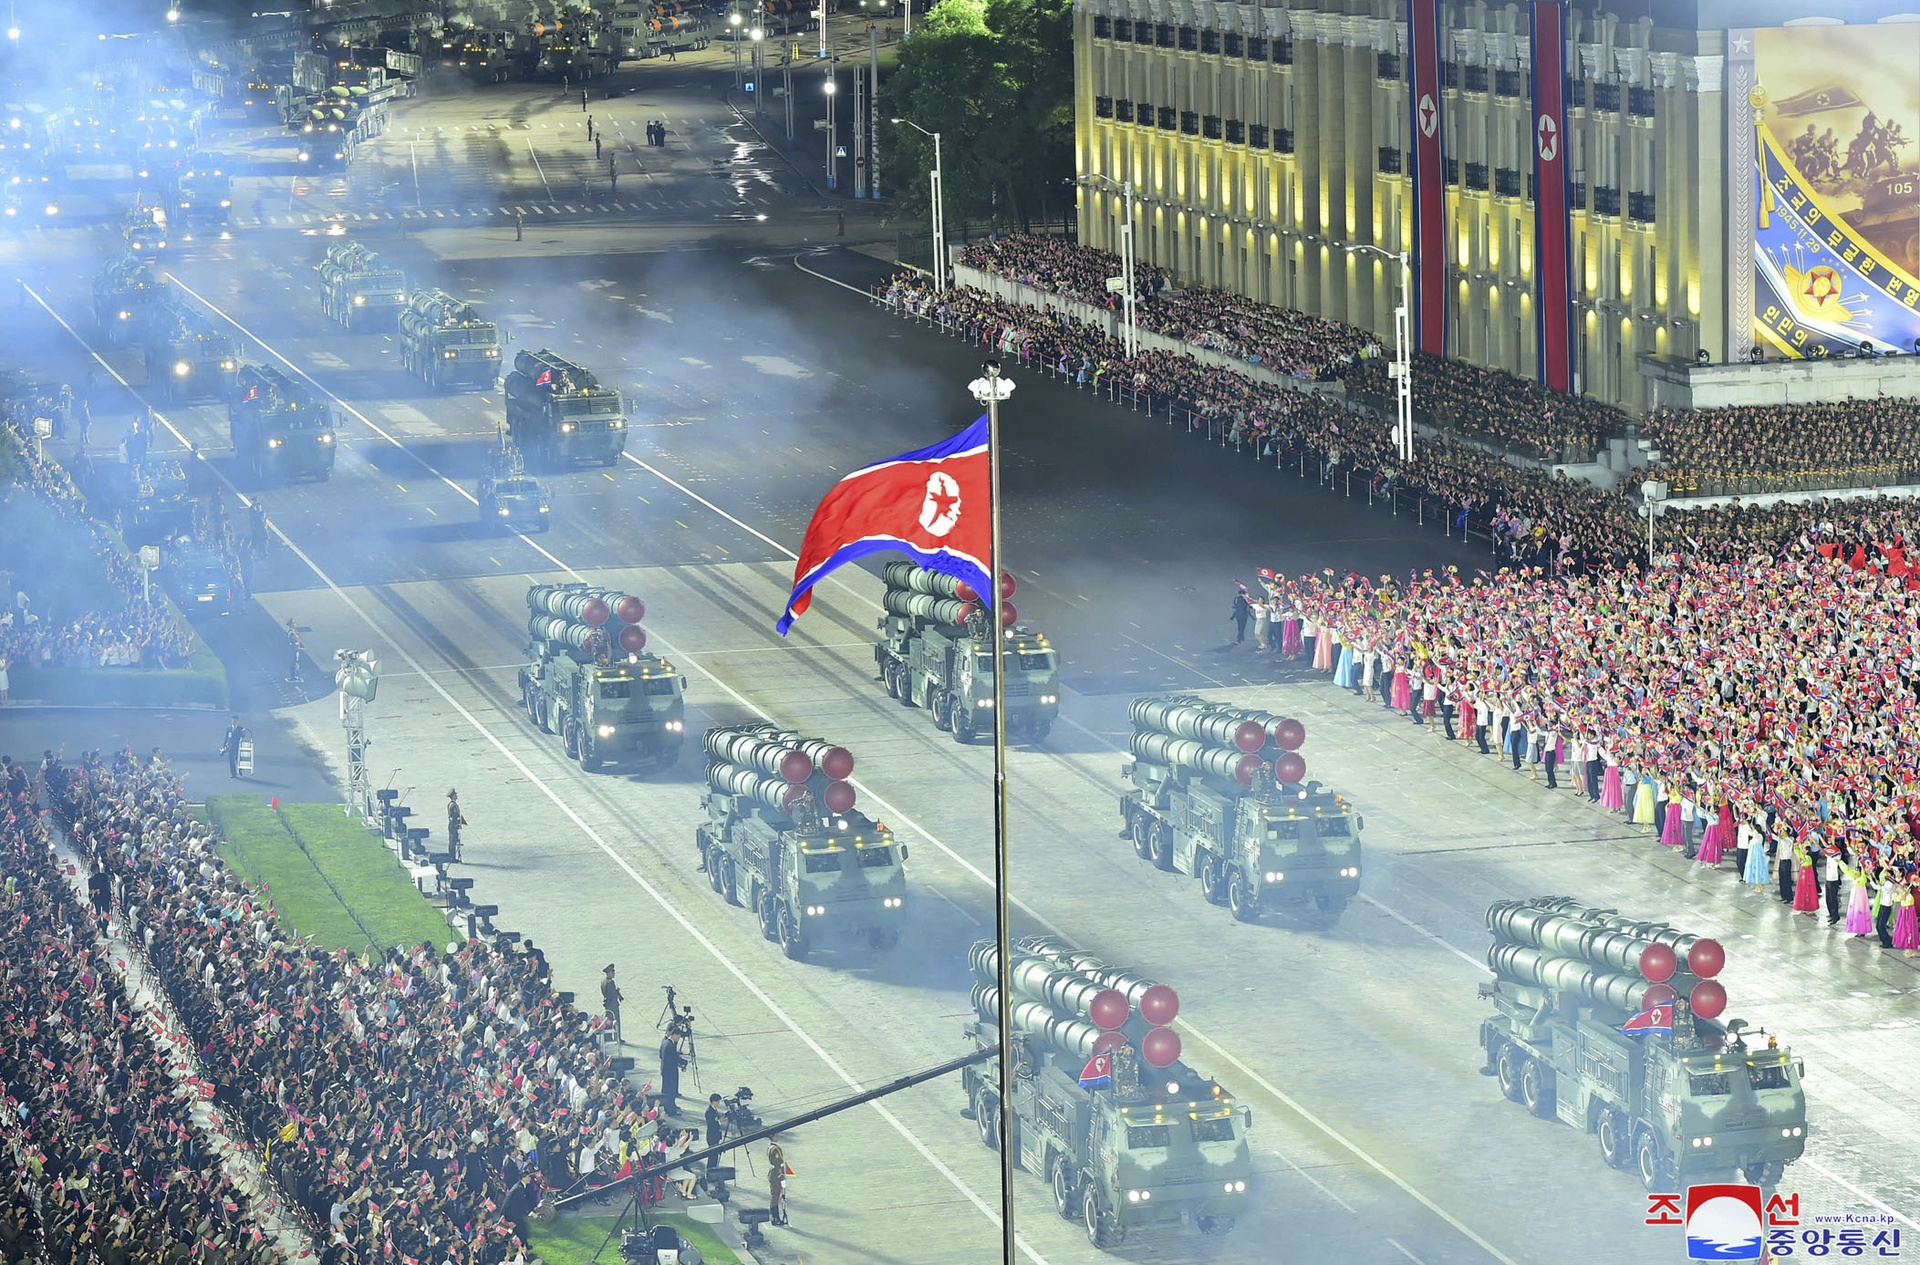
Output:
1893,876,1919,950
1660,797,1685,847
1600,752,1625,812
1792,844,1821,913
1843,852,1875,936
1696,789,1724,866
1390,662,1413,712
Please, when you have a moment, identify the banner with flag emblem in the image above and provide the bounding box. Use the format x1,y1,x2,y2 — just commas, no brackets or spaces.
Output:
1621,1002,1674,1036
1078,1049,1113,1089
776,417,991,635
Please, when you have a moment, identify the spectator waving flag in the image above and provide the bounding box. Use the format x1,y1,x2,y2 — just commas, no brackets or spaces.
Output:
776,417,992,635
1621,1001,1673,1036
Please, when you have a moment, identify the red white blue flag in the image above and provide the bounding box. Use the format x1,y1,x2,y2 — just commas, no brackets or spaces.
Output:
534,368,553,386
241,385,260,404
776,417,992,635
1621,1002,1673,1036
1077,1050,1113,1089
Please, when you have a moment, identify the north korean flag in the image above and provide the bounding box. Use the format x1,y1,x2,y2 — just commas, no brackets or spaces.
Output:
241,385,260,404
776,416,992,635
1077,1050,1113,1089
534,368,553,386
1621,1002,1673,1036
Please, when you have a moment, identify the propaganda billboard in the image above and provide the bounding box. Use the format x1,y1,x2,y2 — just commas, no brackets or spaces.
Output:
1738,23,1920,358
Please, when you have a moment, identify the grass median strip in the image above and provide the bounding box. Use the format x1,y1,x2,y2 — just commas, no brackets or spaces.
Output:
527,1213,738,1265
205,796,452,953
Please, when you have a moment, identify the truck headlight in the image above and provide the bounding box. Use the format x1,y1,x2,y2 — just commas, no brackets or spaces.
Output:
1224,1179,1246,1193
560,422,575,433
352,295,366,305
219,360,234,370
976,698,993,708
444,350,457,359
1264,871,1284,883
882,897,902,908
664,720,683,732
596,724,616,737
496,505,510,516
267,437,282,448
318,433,334,444
173,361,190,375
805,904,825,917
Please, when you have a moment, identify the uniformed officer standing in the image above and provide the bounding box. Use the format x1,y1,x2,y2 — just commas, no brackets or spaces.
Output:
447,789,467,860
658,1029,685,1114
221,716,247,779
766,1134,788,1226
284,618,304,684
602,964,624,1045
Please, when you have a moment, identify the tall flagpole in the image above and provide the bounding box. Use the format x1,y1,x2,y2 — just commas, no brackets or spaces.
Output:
970,359,1017,1265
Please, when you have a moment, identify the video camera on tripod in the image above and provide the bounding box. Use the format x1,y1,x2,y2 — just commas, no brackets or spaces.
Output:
720,1086,761,1136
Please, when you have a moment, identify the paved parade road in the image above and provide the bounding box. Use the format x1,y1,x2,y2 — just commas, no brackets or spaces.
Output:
5,55,1919,1265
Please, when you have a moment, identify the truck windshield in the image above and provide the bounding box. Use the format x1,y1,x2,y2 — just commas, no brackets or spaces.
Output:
1688,1071,1732,1097
803,853,842,874
1268,821,1302,840
857,847,893,868
1015,651,1055,672
646,678,676,696
599,681,631,699
1192,1117,1235,1143
1125,1124,1170,1149
1748,1063,1792,1090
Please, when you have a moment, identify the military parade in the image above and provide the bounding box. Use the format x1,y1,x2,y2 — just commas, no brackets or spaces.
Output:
3,0,1918,1263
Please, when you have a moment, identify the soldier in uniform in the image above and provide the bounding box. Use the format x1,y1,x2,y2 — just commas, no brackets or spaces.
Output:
766,1133,788,1226
447,789,467,860
284,618,304,684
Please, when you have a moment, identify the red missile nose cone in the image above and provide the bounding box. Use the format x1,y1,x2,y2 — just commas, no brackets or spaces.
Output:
820,746,855,780
614,595,645,625
999,572,1017,599
1274,752,1307,785
822,779,855,814
778,750,814,784
1638,942,1678,984
1689,979,1727,1020
1233,720,1267,753
1000,600,1018,628
1138,983,1179,1026
1274,717,1306,751
1090,1030,1125,1056
1687,939,1725,980
580,597,610,627
1140,1026,1181,1068
1233,753,1264,787
1641,983,1678,1009
955,580,977,602
616,624,647,655
1088,989,1129,1031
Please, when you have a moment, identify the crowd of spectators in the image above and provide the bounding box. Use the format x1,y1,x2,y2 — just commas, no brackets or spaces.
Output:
1258,549,1920,946
30,750,704,1264
1644,399,1920,497
1345,351,1628,463
0,389,195,677
1,753,275,1264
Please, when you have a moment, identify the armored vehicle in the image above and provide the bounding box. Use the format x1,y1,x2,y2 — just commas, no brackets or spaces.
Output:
94,257,170,348
318,242,406,330
82,456,192,542
479,474,550,531
171,163,232,226
698,723,906,959
874,562,1059,742
504,350,627,468
518,583,685,771
1480,896,1807,1190
961,937,1250,1250
398,288,501,390
144,302,238,402
162,541,236,616
229,364,337,483
121,204,168,256
1119,696,1361,921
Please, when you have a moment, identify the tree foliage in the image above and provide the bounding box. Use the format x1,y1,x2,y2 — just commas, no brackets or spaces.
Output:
877,0,1073,234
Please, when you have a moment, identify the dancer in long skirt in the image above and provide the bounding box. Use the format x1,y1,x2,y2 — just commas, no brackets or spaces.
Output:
1792,846,1822,913
1843,855,1875,936
1696,793,1725,866
1602,763,1625,812
1743,827,1771,887
1891,882,1918,950
1660,798,1685,846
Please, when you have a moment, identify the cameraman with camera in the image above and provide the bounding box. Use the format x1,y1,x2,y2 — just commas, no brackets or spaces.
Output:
658,1027,686,1116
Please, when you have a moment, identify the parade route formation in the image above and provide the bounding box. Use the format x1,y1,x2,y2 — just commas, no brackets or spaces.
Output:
5,49,1919,1265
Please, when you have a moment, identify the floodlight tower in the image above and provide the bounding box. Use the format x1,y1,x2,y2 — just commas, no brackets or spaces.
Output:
334,649,381,817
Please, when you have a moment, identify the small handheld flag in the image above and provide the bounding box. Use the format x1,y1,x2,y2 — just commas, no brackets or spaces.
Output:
776,417,992,635
1078,1050,1113,1089
1621,1002,1673,1036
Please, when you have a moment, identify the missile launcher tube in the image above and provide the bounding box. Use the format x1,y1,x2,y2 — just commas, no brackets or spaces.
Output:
969,985,1105,1064
1486,901,1663,977
883,590,971,626
705,726,813,781
790,737,854,780
705,762,809,816
513,348,598,390
882,560,968,599
980,938,1168,1015
1486,943,1654,1014
527,616,608,653
1128,697,1291,751
1524,897,1706,961
1128,731,1257,783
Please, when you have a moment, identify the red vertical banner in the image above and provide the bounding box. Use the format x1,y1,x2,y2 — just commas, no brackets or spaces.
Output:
1531,1,1573,392
1408,0,1447,356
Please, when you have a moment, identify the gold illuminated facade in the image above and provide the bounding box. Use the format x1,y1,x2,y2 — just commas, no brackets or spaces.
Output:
1072,0,1731,411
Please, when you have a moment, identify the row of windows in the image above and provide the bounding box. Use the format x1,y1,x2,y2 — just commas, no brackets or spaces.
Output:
1090,17,1292,64
1091,98,1293,151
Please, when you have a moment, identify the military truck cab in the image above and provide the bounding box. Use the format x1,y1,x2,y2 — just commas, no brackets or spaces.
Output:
229,364,337,483
504,349,628,469
94,258,170,348
121,205,168,256
144,303,238,402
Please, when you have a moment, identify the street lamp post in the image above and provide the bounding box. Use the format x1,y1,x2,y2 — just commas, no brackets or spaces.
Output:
783,51,794,146
965,359,1017,1265
729,11,743,96
1081,174,1137,358
824,72,837,190
1346,243,1414,463
751,26,764,119
893,118,943,289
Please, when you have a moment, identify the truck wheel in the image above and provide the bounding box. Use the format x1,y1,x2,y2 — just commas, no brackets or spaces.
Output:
578,731,600,772
972,1087,998,1150
1635,1128,1674,1192
1029,719,1051,741
1495,1042,1525,1102
1130,815,1153,861
704,839,724,893
1311,887,1349,919
1050,1156,1077,1219
951,706,973,744
1742,1161,1784,1187
1597,1107,1630,1169
1520,1057,1555,1118
1148,821,1175,871
1081,1184,1120,1249
930,690,951,731
881,660,899,698
720,859,738,906
1227,869,1256,922
562,721,579,759
777,903,806,961
1198,855,1227,904
536,698,554,734
1196,1216,1234,1235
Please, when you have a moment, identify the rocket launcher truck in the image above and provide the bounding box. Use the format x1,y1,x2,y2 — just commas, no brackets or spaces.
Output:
93,257,170,349
517,583,685,771
1120,696,1362,922
698,723,907,960
1479,896,1807,1190
398,288,501,391
229,364,337,484
504,349,628,469
874,561,1060,743
318,242,407,330
961,936,1251,1251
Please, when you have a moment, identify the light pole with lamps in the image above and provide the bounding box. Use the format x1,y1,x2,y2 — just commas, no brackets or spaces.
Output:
965,358,1018,1265
729,10,743,96
1080,173,1137,358
892,118,943,289
823,71,838,190
1344,243,1414,463
751,26,765,118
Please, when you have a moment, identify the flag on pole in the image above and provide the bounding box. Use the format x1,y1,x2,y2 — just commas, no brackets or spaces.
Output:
534,368,553,386
776,416,992,635
1077,1050,1113,1089
1621,1002,1673,1036
241,385,260,404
